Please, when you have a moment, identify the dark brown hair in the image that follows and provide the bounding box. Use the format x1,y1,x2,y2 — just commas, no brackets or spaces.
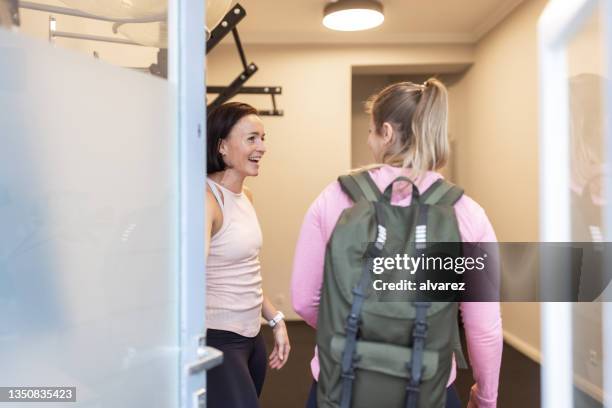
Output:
207,102,258,174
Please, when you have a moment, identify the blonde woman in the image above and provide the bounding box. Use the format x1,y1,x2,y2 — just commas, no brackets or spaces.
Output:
292,79,502,408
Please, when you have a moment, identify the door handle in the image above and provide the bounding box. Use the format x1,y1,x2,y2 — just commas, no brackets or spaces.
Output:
187,345,223,374
193,387,206,408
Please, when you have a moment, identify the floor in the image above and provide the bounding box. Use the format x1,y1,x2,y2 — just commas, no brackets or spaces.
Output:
259,321,602,408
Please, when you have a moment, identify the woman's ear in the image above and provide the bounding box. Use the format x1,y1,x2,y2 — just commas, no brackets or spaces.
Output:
381,122,395,146
218,139,227,157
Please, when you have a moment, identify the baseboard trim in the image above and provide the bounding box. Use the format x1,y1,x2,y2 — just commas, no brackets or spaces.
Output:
503,329,541,363
503,330,604,403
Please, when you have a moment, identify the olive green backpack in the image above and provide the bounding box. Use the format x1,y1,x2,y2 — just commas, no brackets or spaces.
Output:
316,170,468,408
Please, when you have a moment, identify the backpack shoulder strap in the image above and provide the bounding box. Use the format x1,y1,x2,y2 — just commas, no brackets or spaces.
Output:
421,179,464,206
338,171,382,203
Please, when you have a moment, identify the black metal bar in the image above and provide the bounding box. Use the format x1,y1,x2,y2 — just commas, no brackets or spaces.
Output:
232,28,248,70
258,109,284,117
204,2,283,117
10,0,19,26
206,3,246,55
149,49,168,78
207,86,282,95
208,63,258,111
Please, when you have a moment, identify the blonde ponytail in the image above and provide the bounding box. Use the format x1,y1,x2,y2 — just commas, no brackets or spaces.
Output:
366,78,450,178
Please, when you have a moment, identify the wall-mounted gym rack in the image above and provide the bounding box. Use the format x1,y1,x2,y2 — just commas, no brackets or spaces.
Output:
17,1,284,116
207,86,283,116
205,4,283,116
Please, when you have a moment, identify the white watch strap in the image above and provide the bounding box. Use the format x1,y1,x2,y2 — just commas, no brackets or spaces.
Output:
269,311,285,327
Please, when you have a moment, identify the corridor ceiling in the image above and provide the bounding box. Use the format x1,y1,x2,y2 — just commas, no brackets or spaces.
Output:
230,0,526,45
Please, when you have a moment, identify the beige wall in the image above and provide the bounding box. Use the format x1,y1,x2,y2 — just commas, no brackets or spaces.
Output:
454,0,546,375
207,44,474,319
458,0,547,372
455,0,545,242
458,0,604,400
457,0,548,365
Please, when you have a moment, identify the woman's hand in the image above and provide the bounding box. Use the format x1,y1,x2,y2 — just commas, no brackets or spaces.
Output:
468,384,482,408
269,321,290,369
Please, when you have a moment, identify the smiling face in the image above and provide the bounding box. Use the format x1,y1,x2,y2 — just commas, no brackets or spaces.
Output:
219,114,266,177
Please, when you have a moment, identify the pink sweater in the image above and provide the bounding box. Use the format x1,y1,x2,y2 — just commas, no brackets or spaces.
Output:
291,165,502,408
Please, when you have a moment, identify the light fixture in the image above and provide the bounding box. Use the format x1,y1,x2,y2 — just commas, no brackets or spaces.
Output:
323,0,384,32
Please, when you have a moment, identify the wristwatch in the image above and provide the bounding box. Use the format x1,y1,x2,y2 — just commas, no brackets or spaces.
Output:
268,311,285,328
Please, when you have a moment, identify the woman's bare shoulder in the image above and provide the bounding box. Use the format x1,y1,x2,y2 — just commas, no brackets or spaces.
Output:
243,185,253,202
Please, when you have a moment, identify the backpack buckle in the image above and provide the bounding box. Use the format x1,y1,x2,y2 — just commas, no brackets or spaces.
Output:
341,354,361,378
412,321,428,340
405,382,420,394
347,313,359,324
341,368,356,381
345,313,360,335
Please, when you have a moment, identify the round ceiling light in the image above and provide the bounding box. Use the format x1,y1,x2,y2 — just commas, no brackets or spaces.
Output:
323,0,384,32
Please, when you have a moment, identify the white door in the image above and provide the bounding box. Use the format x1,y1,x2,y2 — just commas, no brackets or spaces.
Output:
0,1,214,406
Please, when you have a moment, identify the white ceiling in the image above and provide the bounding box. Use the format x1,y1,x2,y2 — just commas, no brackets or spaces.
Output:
230,0,526,45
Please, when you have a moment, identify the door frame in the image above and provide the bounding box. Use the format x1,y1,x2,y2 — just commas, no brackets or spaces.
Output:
538,0,610,407
167,1,207,407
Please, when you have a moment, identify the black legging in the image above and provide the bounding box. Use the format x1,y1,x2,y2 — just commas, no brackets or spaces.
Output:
206,329,267,408
305,381,462,408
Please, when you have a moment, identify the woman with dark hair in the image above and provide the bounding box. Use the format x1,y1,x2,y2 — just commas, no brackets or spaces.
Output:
205,102,290,408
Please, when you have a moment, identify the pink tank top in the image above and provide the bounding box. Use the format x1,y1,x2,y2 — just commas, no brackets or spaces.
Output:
206,179,263,337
